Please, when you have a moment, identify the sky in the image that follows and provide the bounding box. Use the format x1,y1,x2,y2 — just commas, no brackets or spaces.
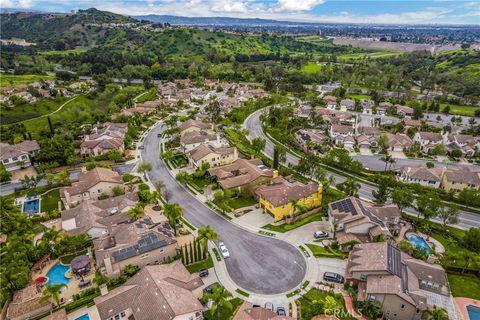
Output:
1,0,480,25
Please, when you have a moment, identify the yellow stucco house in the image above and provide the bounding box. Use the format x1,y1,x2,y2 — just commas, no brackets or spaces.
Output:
441,168,480,192
255,176,322,222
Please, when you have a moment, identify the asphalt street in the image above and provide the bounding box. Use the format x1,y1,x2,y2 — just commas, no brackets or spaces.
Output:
141,121,307,295
244,108,480,229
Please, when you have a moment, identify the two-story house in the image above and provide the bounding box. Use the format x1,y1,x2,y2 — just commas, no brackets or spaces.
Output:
187,143,238,168
0,140,40,171
413,132,443,153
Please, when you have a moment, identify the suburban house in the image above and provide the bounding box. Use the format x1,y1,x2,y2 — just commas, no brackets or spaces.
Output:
80,122,128,157
387,133,413,152
346,242,452,320
356,134,377,149
328,197,400,245
444,133,479,157
0,140,40,171
357,126,381,138
396,105,414,117
397,166,444,188
179,119,214,137
413,132,443,153
6,284,50,320
93,260,204,320
294,104,313,118
255,176,322,222
94,221,177,278
329,124,355,147
361,99,375,114
294,129,327,154
234,302,295,320
60,167,124,206
187,143,238,168
340,99,355,111
323,95,338,109
121,106,156,117
377,102,392,115
403,118,422,129
61,193,138,238
208,159,278,192
180,131,226,152
441,168,480,192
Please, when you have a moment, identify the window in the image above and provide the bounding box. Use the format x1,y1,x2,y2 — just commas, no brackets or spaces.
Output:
114,315,120,320
12,157,18,161
120,312,126,317
401,304,405,309
98,189,102,193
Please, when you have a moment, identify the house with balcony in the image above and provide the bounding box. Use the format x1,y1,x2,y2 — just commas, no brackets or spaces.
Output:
397,166,444,188
413,132,443,153
187,143,238,168
0,140,40,172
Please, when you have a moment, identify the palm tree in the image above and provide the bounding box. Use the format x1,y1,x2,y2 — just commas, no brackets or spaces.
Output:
137,161,153,179
380,154,395,172
39,284,67,308
203,285,233,320
161,150,175,163
155,180,166,196
338,178,360,197
163,203,183,235
38,228,63,256
128,203,144,220
197,225,220,255
425,306,448,320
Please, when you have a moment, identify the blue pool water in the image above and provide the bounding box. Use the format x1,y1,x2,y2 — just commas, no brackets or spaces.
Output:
468,305,480,320
23,199,40,214
406,234,431,255
75,314,90,320
46,262,71,286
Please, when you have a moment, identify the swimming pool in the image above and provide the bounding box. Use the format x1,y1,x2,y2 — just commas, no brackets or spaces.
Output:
23,199,40,215
75,314,90,320
406,233,431,255
46,262,71,286
468,305,480,320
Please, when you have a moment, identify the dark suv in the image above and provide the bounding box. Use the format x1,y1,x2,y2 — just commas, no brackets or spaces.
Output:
199,269,209,277
323,272,345,283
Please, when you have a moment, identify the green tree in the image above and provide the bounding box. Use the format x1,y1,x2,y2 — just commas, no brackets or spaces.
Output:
0,163,12,183
161,150,175,162
176,171,192,185
436,204,459,226
203,285,233,320
425,306,448,320
163,203,183,235
416,193,440,224
205,100,221,122
392,188,414,213
251,137,266,152
372,177,391,205
128,203,144,220
380,154,395,172
137,161,153,179
39,284,67,307
336,178,360,197
376,134,390,152
112,186,125,197
197,225,220,258
463,227,480,252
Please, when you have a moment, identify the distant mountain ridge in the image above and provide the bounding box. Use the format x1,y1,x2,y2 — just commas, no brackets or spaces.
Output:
133,15,306,26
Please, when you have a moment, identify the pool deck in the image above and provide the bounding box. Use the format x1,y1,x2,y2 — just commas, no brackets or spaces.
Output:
67,305,101,320
455,297,480,320
406,231,445,254
33,259,96,304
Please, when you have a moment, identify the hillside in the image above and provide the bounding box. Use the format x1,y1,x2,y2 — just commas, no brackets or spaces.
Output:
0,8,137,49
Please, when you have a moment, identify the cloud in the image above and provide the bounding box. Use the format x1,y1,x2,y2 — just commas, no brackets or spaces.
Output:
211,0,248,13
274,0,325,12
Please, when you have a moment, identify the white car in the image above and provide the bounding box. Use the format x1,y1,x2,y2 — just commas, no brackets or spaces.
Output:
218,242,230,258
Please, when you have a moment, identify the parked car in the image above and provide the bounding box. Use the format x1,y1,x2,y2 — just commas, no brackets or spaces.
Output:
203,282,220,294
276,307,286,316
138,145,145,150
323,272,344,283
314,231,329,239
218,242,230,258
199,269,209,278
157,133,162,137
265,302,274,311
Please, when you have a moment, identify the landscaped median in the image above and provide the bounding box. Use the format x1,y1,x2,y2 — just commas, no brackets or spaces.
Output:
262,214,323,233
305,243,348,259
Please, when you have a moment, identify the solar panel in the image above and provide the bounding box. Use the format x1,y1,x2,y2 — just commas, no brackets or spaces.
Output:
112,246,137,262
331,198,358,215
387,244,402,277
138,233,168,254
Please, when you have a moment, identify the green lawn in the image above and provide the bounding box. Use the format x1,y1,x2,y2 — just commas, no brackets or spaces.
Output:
262,214,323,233
0,97,68,124
302,63,323,73
38,48,87,56
439,103,479,117
347,94,371,100
59,249,88,264
338,50,401,61
430,231,480,270
0,74,55,86
306,243,348,259
190,176,212,192
40,189,62,214
227,195,257,209
185,254,213,273
447,273,480,299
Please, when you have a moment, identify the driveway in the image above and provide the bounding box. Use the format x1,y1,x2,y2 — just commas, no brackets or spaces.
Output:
316,257,347,283
278,220,330,246
141,122,306,295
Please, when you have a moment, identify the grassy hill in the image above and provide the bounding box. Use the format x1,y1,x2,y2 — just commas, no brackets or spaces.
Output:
0,8,136,49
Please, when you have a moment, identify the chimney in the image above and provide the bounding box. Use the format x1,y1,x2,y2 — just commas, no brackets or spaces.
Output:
100,284,109,296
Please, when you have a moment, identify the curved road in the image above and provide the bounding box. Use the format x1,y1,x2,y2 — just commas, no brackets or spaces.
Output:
244,108,480,230
142,121,307,295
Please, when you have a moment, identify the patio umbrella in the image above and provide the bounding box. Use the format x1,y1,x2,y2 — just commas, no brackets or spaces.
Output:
35,276,46,284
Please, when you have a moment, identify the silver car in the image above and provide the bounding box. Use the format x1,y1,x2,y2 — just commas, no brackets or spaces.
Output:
218,242,230,258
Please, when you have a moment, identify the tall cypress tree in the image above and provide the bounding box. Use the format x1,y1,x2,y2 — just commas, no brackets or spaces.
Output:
47,116,54,136
273,146,279,170
189,242,194,264
184,244,190,265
